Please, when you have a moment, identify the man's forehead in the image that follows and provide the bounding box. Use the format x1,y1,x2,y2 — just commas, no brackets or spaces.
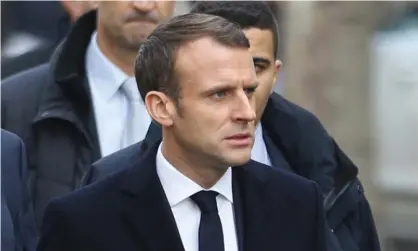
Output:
175,45,257,93
176,37,253,69
243,28,275,59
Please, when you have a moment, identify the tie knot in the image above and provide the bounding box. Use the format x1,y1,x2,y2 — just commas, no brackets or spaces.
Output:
191,191,219,214
121,78,140,101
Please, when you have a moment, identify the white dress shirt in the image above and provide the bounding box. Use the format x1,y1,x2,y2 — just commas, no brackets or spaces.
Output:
85,31,151,157
251,123,272,166
156,143,239,251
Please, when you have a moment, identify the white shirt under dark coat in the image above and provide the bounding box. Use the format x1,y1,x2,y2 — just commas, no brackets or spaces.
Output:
85,31,151,157
251,123,272,166
156,142,239,251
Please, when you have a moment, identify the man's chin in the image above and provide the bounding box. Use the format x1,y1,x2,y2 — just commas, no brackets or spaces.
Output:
124,34,151,50
224,153,252,167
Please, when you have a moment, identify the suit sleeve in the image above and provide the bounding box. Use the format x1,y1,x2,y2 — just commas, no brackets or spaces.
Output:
36,200,78,251
17,136,38,251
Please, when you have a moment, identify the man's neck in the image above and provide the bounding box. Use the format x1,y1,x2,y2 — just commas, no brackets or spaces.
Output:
161,138,227,189
96,31,137,76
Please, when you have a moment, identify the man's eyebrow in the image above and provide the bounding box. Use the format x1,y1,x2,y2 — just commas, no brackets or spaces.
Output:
253,57,271,66
248,81,260,88
203,81,259,95
203,83,236,95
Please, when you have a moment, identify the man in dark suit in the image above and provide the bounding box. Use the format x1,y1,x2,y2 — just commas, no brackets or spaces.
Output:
83,2,381,251
1,129,37,251
37,13,326,251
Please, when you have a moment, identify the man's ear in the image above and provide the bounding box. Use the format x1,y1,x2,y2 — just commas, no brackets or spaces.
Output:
270,59,282,94
275,59,282,74
144,91,175,127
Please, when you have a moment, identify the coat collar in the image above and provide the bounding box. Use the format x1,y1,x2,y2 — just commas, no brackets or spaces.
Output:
262,93,358,204
34,10,97,125
118,141,279,251
32,11,99,155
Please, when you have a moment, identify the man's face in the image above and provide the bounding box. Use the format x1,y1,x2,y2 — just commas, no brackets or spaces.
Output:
169,37,258,168
97,1,175,51
243,28,281,123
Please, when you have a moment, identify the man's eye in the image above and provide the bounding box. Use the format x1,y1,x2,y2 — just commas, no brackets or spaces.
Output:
245,87,257,95
255,65,264,73
212,91,227,99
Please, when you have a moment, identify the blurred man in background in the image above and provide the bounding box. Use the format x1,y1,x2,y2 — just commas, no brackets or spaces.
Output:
1,1,176,228
1,1,97,79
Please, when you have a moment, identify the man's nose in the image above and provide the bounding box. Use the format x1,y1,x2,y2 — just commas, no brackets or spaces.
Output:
232,91,256,123
131,1,156,12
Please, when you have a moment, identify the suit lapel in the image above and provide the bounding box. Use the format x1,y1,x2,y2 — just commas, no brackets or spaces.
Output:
234,161,288,251
232,173,244,251
262,129,293,173
119,141,184,251
140,122,162,153
261,95,300,172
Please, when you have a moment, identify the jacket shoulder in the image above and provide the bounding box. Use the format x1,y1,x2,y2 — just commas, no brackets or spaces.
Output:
1,129,23,148
2,63,51,97
1,64,51,132
53,168,129,212
2,64,51,109
248,160,319,204
82,142,144,186
268,93,322,125
1,130,24,176
260,162,323,227
38,168,129,249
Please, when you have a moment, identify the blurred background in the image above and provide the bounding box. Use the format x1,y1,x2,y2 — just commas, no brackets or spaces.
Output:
1,1,417,250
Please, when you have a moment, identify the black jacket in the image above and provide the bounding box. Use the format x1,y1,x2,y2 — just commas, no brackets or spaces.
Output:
1,11,101,227
83,93,381,251
38,141,326,251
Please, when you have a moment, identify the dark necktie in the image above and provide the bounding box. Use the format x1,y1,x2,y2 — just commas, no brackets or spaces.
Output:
191,191,225,251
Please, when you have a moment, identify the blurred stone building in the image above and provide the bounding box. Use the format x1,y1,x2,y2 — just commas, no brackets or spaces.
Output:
280,2,418,251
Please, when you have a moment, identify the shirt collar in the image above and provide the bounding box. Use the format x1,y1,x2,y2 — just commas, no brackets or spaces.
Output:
255,122,263,138
252,123,265,155
156,142,233,207
85,31,131,101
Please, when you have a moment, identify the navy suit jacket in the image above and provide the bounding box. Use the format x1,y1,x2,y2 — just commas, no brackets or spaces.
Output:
1,130,37,251
38,141,326,251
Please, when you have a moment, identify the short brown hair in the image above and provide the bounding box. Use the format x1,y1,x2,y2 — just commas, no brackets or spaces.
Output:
134,13,250,105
